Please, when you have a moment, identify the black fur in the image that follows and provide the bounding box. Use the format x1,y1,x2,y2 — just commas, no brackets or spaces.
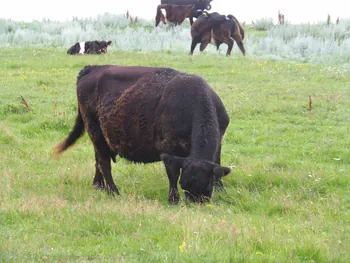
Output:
67,40,112,55
54,65,231,204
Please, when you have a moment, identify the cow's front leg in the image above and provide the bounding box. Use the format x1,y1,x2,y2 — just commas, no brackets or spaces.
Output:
232,34,246,56
224,37,234,56
165,165,180,204
161,154,183,204
168,186,180,204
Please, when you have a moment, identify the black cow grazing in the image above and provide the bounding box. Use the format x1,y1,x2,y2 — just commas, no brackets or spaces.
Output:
67,40,112,55
53,65,231,204
190,12,245,56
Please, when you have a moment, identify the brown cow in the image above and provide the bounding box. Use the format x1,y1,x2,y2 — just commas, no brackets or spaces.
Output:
189,12,246,56
53,65,232,204
155,4,196,27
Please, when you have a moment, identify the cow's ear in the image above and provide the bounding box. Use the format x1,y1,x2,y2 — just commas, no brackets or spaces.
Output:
107,40,112,45
213,165,231,179
160,153,185,168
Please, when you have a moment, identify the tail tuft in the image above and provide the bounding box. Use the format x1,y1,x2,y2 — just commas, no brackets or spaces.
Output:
52,110,85,159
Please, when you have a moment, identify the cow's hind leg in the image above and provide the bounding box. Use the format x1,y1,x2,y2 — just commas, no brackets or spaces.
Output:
232,35,246,56
200,40,210,53
189,35,201,55
223,37,234,56
216,41,222,51
189,36,201,55
93,149,105,190
199,32,211,53
96,149,119,195
84,113,119,195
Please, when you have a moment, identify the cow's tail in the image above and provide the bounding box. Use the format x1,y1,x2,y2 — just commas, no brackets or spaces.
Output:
53,109,85,159
228,15,245,40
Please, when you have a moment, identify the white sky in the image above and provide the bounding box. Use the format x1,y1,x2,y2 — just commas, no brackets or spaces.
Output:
0,0,348,24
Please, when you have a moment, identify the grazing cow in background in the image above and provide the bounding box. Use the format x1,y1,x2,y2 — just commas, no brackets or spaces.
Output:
161,0,213,11
155,4,196,26
190,12,246,56
53,65,231,204
67,40,112,55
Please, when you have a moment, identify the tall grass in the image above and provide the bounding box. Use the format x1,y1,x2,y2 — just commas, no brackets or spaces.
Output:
0,13,350,64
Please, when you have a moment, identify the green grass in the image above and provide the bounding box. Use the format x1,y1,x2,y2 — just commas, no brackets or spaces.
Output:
1,47,349,262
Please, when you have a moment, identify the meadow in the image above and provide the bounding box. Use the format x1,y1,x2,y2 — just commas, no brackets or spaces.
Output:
1,15,350,263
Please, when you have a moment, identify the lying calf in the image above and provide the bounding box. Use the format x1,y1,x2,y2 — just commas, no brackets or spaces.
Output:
67,40,112,55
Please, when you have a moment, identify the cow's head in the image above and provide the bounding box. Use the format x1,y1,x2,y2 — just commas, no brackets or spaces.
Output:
161,154,231,202
192,9,204,18
160,12,167,25
155,5,167,27
183,4,195,18
98,40,112,54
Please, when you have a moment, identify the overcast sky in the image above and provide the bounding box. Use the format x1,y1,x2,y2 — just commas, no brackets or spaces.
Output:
1,0,348,24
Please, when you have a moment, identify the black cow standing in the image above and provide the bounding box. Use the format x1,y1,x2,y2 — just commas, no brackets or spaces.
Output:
67,40,112,55
54,65,232,203
190,12,245,56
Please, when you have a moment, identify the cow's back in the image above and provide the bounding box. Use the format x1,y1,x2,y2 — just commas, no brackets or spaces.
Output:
76,65,227,163
77,65,161,111
77,66,179,162
98,67,182,162
191,12,226,38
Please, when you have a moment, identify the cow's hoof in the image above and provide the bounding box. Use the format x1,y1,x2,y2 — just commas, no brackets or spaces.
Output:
106,185,120,195
107,190,120,196
168,188,180,204
93,183,105,191
168,197,180,205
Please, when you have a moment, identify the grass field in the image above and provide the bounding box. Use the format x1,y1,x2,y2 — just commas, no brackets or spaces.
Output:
0,47,350,262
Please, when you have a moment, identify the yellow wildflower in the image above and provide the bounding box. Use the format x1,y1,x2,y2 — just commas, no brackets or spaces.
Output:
179,241,186,253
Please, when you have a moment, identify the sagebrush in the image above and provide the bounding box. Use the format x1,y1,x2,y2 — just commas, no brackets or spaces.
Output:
1,13,350,64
